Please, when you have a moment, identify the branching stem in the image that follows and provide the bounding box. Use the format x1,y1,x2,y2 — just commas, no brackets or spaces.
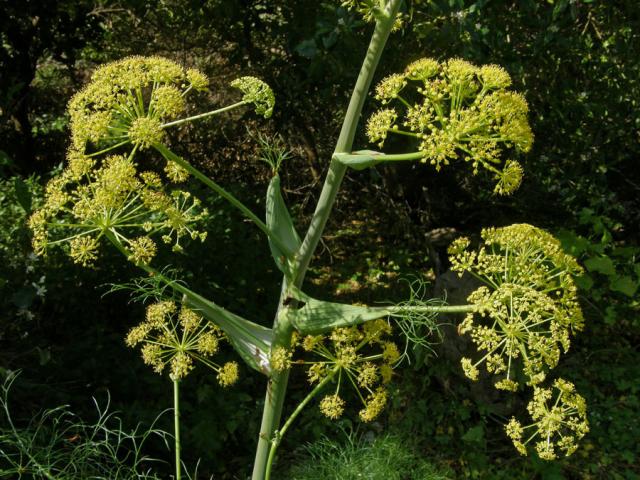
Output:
153,143,291,256
251,2,403,479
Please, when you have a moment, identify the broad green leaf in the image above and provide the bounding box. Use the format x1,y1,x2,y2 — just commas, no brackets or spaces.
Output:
181,287,273,375
14,177,32,213
584,256,616,276
556,229,590,256
574,273,594,291
610,276,638,297
462,425,484,444
266,174,301,277
604,305,617,325
284,288,389,334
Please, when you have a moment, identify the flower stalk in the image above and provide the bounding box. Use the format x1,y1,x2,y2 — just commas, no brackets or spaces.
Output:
173,378,182,480
161,101,246,128
264,366,340,480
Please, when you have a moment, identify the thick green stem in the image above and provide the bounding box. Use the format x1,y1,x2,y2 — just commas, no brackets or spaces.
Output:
293,7,400,283
173,378,182,480
264,367,340,480
251,2,402,479
251,301,293,480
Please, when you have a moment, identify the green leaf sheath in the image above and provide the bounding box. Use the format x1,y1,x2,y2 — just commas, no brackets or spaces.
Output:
285,288,476,335
181,290,273,374
266,174,302,278
333,150,424,170
284,288,389,334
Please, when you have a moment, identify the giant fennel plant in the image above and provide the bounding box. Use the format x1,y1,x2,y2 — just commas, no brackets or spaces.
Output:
29,1,588,478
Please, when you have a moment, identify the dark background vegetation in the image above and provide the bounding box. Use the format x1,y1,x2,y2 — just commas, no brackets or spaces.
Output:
1,1,638,478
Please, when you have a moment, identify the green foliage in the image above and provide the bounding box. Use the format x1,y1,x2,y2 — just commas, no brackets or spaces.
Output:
558,208,639,328
0,175,46,338
0,372,167,479
283,432,453,480
0,0,103,173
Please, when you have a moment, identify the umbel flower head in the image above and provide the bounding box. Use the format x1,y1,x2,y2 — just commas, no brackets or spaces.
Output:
28,152,208,266
68,56,207,155
366,58,533,195
505,379,589,460
30,56,277,266
126,300,240,385
448,224,584,390
67,56,274,167
295,319,398,422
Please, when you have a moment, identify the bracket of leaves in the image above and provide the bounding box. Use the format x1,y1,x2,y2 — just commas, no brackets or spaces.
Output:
282,287,389,335
266,174,301,279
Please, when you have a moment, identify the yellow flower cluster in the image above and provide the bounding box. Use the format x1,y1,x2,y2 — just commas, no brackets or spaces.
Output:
366,109,398,147
449,224,584,390
270,346,293,372
367,57,534,195
126,300,239,385
375,74,407,105
29,56,279,266
68,56,208,154
505,379,589,460
28,152,208,266
295,319,398,423
450,224,588,459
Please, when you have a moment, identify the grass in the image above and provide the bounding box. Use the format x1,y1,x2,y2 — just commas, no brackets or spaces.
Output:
283,430,453,480
0,372,168,479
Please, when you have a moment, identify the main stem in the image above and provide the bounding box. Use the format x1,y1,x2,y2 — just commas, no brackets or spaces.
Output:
250,3,402,479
